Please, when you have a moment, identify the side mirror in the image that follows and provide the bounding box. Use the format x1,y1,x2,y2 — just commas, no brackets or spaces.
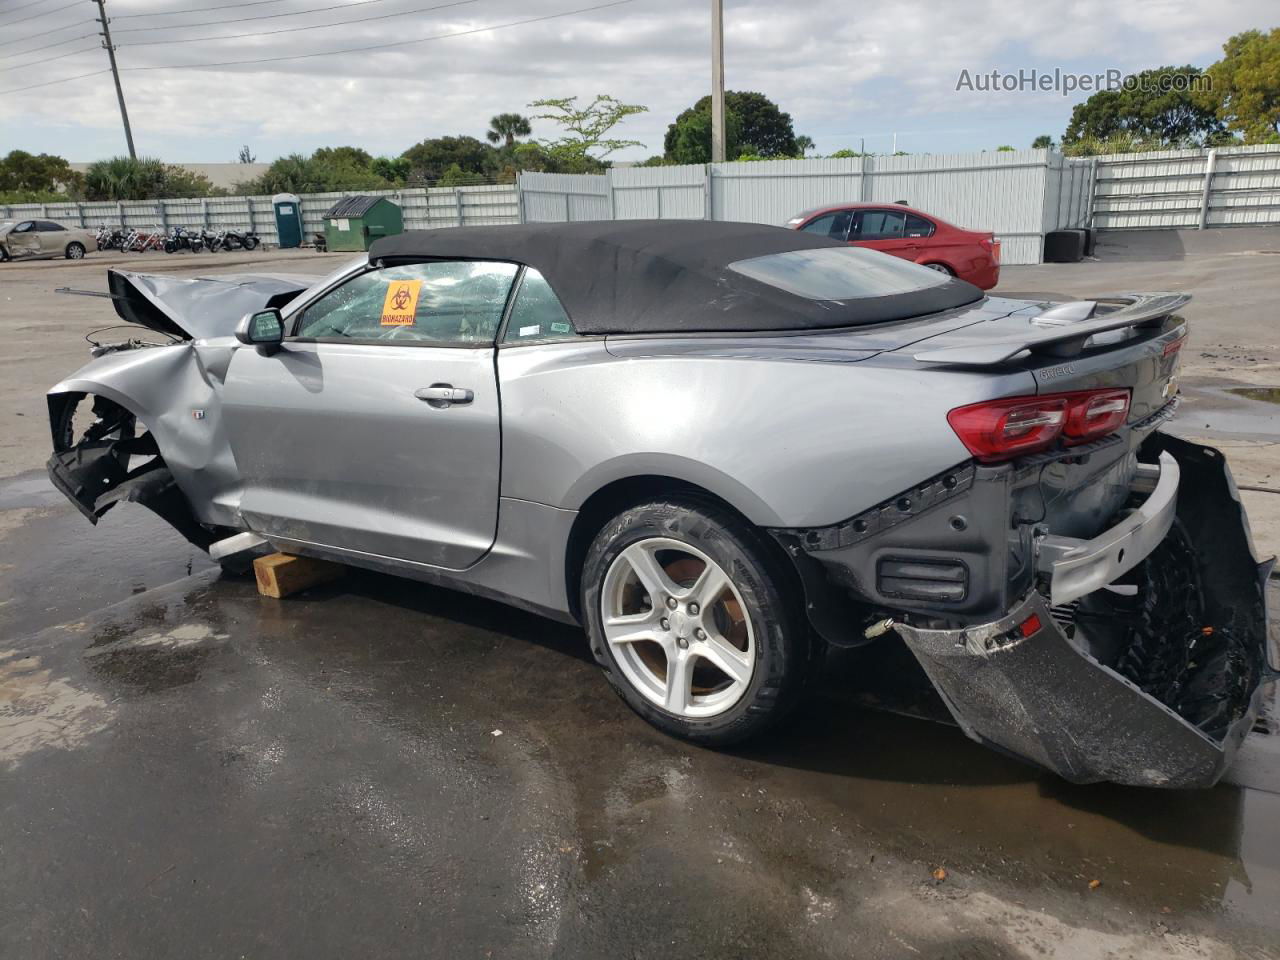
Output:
236,308,284,355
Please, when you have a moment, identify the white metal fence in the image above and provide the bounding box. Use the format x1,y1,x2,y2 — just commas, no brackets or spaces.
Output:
519,150,1094,265
0,184,520,247
4,145,1277,263
1091,144,1280,230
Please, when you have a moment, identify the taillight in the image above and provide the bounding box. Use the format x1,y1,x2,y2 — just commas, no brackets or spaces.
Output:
1063,389,1129,445
947,388,1131,463
979,235,1001,263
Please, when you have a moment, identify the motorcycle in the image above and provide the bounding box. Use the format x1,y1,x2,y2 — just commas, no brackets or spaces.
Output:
163,227,202,254
220,228,261,251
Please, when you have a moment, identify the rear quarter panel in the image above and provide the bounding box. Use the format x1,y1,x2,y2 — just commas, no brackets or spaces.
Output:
498,340,1035,528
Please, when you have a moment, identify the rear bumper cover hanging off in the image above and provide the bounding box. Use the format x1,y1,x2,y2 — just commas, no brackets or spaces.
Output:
894,435,1274,789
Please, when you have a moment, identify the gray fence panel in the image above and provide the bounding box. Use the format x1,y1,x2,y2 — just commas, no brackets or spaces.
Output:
610,165,707,219
1092,144,1280,230
517,172,609,222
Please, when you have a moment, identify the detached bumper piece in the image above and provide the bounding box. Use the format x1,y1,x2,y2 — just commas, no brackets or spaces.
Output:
895,435,1273,789
47,437,215,550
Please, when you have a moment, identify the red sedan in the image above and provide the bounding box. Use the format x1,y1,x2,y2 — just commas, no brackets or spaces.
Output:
785,202,1000,290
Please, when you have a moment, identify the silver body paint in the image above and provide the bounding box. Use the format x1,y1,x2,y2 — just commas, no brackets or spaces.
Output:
43,264,1173,621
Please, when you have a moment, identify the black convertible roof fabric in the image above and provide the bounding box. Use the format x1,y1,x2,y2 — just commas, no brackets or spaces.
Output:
370,220,983,334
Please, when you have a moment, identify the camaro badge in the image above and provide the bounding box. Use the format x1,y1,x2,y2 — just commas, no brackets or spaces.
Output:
381,280,422,326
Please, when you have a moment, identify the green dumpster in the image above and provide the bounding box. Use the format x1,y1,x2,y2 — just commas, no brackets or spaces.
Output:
322,195,404,252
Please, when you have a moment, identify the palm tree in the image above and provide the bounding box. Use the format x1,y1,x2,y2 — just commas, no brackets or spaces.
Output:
795,134,815,157
486,113,532,148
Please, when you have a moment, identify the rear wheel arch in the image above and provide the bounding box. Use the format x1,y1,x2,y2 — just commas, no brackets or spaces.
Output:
563,475,800,625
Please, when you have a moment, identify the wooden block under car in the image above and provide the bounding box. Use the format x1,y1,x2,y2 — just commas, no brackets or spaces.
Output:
253,552,345,598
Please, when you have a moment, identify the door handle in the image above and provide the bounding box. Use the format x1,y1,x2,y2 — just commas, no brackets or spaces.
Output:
415,384,473,407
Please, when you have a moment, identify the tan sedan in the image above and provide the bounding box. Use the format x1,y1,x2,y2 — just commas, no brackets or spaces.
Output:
0,218,97,262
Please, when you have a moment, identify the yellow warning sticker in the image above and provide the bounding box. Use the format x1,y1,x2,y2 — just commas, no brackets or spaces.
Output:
380,280,422,326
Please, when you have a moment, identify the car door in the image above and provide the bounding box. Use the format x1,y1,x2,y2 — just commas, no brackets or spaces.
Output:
36,221,69,256
849,209,919,261
7,221,39,258
222,258,518,570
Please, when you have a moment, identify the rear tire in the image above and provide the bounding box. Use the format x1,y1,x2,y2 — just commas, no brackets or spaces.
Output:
65,242,86,260
582,497,815,746
923,261,954,276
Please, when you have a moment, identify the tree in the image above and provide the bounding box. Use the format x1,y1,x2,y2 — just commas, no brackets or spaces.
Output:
82,156,216,200
529,94,648,171
237,144,256,164
664,91,797,159
0,150,79,193
996,144,1016,151
237,149,393,194
486,113,532,148
371,155,411,183
828,148,864,158
1032,134,1055,149
401,135,497,182
794,134,815,156
1062,65,1227,147
437,163,486,187
1203,29,1280,143
666,107,742,164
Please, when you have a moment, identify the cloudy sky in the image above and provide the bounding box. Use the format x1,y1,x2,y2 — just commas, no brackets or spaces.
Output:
0,0,1274,165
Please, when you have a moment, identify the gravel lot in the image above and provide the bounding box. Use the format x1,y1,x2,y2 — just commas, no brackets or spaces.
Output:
1,233,1278,959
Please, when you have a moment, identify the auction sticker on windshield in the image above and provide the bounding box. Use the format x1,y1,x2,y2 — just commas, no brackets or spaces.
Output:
381,280,422,326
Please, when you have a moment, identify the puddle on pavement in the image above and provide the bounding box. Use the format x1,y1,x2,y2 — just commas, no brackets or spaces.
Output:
1228,387,1280,405
0,470,216,638
0,648,115,768
1173,385,1280,440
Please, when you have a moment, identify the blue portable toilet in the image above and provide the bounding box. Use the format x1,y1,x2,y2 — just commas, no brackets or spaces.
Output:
272,193,303,249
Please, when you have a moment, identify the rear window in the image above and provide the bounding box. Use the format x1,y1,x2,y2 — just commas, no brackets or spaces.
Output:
728,246,953,300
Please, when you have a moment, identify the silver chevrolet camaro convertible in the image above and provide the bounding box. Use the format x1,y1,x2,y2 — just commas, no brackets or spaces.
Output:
47,221,1273,787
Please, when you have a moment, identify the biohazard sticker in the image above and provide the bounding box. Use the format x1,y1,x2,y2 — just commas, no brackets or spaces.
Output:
381,280,422,326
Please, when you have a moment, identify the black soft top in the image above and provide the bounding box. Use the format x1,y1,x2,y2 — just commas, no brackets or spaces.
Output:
370,220,982,334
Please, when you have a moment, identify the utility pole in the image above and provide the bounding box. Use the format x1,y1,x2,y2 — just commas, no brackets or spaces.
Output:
710,0,725,163
93,0,136,159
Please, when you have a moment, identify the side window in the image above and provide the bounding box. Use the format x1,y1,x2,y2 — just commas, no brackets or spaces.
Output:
904,214,935,238
295,260,518,344
38,221,66,232
14,221,33,233
502,268,577,343
800,212,851,240
854,210,906,240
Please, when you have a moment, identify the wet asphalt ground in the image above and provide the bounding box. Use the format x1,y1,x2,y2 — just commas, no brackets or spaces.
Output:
3,233,1280,958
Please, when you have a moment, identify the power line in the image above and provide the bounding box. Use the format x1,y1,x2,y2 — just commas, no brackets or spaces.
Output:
0,14,94,50
0,0,640,94
113,0,401,34
122,0,482,47
0,32,99,64
0,0,84,30
0,42,100,74
129,0,639,70
0,0,52,23
0,67,110,94
112,0,298,19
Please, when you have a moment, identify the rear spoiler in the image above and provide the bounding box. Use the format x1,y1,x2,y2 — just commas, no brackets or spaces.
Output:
914,292,1190,366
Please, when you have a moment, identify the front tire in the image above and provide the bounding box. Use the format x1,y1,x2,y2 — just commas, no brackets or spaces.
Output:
582,498,814,746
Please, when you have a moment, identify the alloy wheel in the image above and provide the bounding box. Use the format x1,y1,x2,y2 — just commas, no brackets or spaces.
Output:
600,537,755,718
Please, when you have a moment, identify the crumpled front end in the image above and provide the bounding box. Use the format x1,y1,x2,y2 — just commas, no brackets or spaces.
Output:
893,434,1273,788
